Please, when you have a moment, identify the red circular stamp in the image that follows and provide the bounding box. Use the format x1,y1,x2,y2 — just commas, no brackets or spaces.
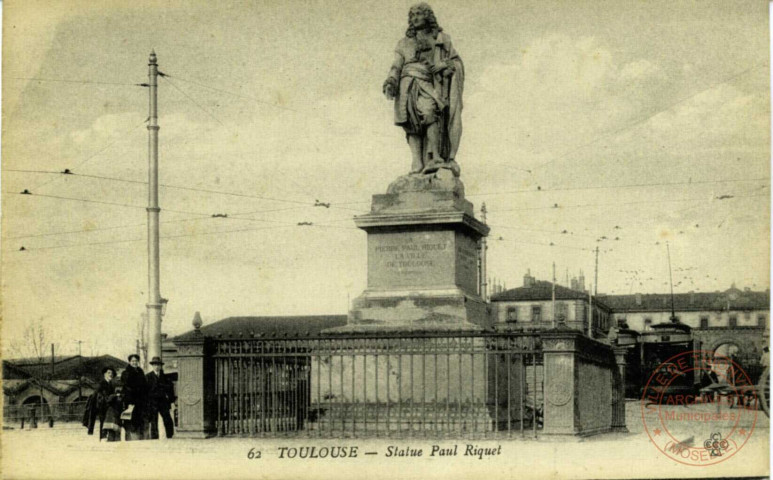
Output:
640,350,759,466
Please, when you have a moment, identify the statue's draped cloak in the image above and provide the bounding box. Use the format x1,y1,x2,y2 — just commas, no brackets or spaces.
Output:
389,31,464,161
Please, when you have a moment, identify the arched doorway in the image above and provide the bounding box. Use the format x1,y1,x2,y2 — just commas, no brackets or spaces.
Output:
21,395,50,419
714,343,741,359
711,343,744,385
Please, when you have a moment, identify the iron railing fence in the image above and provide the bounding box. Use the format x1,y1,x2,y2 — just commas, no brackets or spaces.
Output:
3,400,88,426
212,331,544,438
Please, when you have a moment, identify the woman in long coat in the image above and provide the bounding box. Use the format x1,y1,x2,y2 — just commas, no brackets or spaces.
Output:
96,367,122,441
100,388,124,441
120,354,148,440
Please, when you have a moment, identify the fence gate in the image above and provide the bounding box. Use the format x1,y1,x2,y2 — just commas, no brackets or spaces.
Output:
215,340,312,435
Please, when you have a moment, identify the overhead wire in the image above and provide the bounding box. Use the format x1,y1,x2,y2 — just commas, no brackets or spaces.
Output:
485,187,768,254
4,190,212,217
158,71,300,114
6,77,147,87
9,221,335,252
488,192,768,214
159,74,229,130
468,177,769,197
6,65,768,280
489,236,595,253
31,118,148,192
3,216,209,240
6,169,369,217
7,169,311,205
159,70,395,142
321,177,769,206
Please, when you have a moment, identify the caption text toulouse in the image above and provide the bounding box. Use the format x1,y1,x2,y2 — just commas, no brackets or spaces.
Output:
274,444,502,460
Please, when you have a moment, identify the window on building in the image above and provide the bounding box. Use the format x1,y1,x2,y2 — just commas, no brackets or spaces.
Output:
506,306,517,323
556,302,568,322
758,315,766,328
644,318,652,330
744,312,751,320
729,315,737,328
700,316,709,329
532,306,542,322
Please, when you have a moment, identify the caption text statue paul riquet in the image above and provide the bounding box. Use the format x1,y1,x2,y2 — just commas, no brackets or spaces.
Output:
383,3,464,178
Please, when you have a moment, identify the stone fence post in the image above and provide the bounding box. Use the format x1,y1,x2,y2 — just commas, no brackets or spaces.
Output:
173,333,216,438
542,329,621,436
541,330,581,435
612,346,629,432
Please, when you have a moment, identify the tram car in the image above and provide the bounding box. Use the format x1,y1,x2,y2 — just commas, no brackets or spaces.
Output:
618,320,698,398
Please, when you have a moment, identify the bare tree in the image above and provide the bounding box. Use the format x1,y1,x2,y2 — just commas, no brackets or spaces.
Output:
6,318,60,421
7,318,53,360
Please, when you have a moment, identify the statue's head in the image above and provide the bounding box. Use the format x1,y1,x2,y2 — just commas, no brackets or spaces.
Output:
406,3,442,38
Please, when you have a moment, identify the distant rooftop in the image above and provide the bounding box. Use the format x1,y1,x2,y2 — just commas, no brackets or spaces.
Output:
3,355,128,381
491,280,610,310
491,278,769,314
174,315,348,341
2,361,32,380
599,288,769,312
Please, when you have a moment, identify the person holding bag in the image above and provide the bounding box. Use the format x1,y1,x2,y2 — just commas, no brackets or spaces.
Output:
120,354,148,440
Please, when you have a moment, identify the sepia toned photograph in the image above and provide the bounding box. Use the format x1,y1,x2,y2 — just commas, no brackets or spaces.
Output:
1,1,770,479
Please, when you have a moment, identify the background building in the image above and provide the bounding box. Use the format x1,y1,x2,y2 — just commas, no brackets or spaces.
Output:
490,272,613,338
2,355,128,423
601,286,769,381
491,273,769,396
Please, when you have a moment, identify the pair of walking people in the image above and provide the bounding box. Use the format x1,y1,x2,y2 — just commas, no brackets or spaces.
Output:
91,355,175,441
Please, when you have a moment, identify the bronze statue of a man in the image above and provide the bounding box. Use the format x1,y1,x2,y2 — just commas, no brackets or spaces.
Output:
383,3,464,177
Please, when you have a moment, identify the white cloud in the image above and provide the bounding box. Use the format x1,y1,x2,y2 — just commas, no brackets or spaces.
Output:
70,112,142,145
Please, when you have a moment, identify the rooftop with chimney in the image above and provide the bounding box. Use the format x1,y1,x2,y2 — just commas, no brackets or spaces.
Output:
491,270,768,314
598,287,769,312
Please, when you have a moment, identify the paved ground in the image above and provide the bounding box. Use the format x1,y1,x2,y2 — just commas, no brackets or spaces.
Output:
2,401,769,480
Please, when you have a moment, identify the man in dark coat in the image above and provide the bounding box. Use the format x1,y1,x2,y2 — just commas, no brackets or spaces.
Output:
145,356,175,439
120,354,148,440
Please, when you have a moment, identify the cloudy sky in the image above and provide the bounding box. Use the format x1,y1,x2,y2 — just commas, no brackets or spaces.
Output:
2,0,769,358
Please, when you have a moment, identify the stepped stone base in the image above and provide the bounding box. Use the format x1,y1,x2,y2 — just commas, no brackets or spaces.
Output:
335,173,490,333
339,287,489,332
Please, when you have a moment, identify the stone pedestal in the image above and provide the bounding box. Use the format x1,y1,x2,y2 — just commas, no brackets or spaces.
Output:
173,334,216,438
334,171,490,332
316,172,495,433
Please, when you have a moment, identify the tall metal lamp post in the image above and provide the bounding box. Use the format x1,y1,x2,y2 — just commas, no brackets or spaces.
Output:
146,50,163,362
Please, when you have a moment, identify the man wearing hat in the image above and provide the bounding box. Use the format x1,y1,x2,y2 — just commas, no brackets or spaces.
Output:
146,356,175,439
121,354,148,440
